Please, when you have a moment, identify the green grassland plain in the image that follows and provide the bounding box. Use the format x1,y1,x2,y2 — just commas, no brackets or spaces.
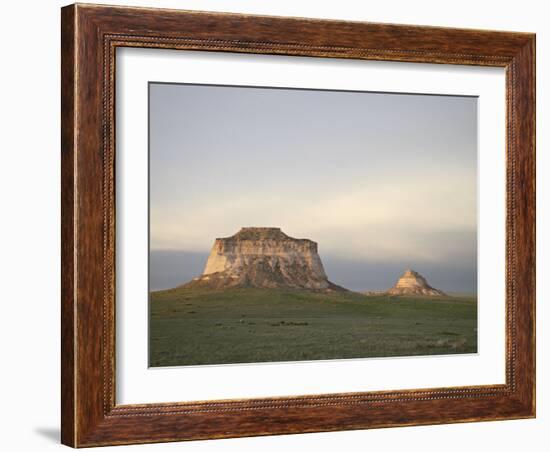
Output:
149,287,477,367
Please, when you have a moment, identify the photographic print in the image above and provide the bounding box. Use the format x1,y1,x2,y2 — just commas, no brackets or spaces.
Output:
61,6,536,444
148,83,478,367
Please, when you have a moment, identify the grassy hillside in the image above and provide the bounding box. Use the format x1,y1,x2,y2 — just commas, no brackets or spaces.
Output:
149,287,477,367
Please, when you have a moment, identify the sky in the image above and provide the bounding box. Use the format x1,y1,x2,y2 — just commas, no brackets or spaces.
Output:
149,83,477,293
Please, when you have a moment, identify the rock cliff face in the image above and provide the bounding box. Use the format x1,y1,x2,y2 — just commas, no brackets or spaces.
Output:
182,227,343,291
386,269,446,296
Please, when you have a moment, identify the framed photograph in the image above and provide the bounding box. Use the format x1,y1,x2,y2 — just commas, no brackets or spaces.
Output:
61,3,535,447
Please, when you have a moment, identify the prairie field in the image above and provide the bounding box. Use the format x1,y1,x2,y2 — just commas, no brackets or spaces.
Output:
149,287,477,367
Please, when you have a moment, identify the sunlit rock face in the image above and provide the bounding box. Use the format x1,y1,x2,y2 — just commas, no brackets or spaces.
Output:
386,269,446,296
181,227,344,291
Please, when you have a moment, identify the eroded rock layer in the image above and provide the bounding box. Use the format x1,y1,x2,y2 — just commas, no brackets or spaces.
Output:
182,227,344,291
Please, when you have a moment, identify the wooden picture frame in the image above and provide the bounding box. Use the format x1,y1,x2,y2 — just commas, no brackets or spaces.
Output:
61,3,535,447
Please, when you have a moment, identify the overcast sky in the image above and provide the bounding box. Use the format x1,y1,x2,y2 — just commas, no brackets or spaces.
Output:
149,83,477,293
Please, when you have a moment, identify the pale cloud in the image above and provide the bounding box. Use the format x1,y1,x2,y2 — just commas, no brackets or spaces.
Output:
150,168,476,265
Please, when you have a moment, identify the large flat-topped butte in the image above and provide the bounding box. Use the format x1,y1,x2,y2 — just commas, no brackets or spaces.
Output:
182,227,344,291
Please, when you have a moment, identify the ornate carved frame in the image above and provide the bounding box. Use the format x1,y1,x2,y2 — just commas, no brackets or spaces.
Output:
61,3,535,447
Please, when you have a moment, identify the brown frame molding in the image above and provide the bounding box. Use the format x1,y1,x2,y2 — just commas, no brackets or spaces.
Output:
61,3,535,447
